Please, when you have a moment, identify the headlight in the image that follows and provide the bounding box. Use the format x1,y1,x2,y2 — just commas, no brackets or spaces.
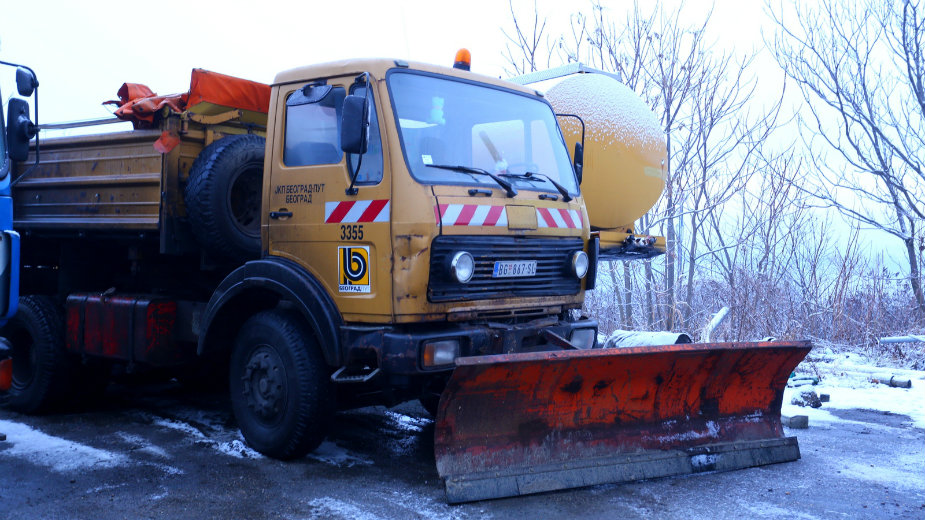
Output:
571,251,589,279
422,339,459,367
448,251,474,283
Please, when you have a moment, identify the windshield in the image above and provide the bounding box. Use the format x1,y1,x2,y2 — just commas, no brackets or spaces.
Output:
388,72,578,195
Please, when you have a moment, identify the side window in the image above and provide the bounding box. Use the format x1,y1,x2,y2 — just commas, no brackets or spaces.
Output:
284,85,346,167
347,85,384,185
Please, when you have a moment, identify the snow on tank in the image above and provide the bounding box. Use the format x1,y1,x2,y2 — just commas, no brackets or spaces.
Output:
544,73,666,231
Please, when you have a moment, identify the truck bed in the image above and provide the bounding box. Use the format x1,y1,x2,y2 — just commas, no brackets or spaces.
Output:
14,129,171,231
13,115,264,254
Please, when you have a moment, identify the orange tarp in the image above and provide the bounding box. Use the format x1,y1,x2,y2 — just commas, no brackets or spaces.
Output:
106,68,270,128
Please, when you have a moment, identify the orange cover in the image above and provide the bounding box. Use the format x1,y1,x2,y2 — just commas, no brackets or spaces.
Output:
107,69,270,128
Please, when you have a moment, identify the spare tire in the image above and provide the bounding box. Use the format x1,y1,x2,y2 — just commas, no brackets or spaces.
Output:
185,134,265,262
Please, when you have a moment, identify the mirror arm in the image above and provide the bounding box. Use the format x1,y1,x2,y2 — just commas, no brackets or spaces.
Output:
344,72,371,197
555,113,586,182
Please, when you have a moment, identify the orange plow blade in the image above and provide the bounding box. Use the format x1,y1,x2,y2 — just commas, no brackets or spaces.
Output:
434,341,811,503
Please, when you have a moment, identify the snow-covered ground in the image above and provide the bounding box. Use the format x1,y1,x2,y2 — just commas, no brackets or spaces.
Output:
784,346,925,429
0,345,922,519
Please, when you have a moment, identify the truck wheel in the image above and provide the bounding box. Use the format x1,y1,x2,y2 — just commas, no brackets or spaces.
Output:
0,296,70,413
185,134,265,262
229,309,332,459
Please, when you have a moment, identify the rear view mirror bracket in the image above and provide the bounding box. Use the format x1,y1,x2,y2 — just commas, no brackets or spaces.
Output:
556,113,586,185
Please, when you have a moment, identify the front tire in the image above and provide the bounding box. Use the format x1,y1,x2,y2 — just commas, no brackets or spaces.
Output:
0,296,70,413
229,309,332,459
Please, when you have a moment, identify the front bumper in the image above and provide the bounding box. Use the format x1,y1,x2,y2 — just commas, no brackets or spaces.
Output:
341,315,599,379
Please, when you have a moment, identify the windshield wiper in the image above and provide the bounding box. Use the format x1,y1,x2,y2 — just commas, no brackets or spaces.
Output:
425,164,518,198
500,171,572,202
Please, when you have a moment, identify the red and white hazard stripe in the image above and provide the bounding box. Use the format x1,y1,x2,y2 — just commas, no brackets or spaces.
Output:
436,204,508,227
324,200,390,223
536,207,583,229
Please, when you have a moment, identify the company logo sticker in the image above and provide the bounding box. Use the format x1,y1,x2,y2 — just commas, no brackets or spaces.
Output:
338,246,370,293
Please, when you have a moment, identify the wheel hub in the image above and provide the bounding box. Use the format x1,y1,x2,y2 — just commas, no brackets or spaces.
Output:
241,348,285,420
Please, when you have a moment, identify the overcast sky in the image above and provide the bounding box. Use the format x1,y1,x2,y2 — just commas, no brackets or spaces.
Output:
1,0,768,123
5,1,902,266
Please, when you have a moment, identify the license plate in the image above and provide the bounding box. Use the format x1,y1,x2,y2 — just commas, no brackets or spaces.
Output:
492,260,537,278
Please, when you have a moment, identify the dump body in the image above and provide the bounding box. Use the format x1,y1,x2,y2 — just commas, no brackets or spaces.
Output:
13,115,266,255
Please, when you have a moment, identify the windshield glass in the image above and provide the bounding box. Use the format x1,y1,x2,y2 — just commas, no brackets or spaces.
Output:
388,72,578,195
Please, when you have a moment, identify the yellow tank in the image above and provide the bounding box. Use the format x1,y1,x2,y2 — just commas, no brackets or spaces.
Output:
545,73,666,231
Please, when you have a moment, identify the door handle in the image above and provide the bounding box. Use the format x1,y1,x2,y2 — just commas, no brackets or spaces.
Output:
269,211,293,219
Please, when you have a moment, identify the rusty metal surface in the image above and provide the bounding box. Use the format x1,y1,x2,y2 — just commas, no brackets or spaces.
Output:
434,341,811,502
65,293,185,367
13,130,165,230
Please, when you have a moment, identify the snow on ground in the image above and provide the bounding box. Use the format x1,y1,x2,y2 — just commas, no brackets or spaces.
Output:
0,419,126,472
137,411,264,459
306,497,383,520
384,410,430,433
784,347,925,429
308,440,374,467
116,431,170,458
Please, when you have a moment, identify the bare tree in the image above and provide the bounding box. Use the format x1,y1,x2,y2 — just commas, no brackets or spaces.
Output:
501,0,552,76
769,0,925,321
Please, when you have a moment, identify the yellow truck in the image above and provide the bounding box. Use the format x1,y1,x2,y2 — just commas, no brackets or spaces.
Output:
0,55,810,502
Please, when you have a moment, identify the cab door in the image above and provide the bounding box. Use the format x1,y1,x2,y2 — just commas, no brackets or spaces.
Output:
0,81,21,323
265,75,392,322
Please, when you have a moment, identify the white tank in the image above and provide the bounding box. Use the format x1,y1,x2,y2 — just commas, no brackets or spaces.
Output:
545,73,666,231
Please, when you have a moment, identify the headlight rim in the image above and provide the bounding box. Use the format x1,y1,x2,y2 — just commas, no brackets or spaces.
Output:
449,251,475,283
571,250,589,279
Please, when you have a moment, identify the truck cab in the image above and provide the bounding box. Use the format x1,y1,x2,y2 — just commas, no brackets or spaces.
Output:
0,61,30,326
239,59,598,398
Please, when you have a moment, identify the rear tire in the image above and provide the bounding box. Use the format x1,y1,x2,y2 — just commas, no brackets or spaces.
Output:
185,134,265,262
229,309,332,459
0,296,70,413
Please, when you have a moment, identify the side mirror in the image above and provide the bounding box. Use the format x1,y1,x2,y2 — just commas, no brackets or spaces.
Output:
340,95,369,155
573,142,584,184
16,67,38,97
7,98,36,162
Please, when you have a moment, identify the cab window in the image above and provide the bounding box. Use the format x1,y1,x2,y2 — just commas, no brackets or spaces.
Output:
284,85,346,166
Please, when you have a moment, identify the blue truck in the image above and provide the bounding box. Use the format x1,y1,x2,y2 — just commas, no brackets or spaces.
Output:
0,60,34,387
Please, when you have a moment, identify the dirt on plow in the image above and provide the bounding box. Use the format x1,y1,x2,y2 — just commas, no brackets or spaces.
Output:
435,341,811,502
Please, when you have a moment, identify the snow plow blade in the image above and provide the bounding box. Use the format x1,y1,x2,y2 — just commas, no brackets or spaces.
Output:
434,340,811,503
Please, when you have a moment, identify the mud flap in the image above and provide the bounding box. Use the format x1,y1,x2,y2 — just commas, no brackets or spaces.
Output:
434,341,811,503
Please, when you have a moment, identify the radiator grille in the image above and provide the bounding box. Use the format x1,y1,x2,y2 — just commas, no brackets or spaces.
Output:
429,236,583,302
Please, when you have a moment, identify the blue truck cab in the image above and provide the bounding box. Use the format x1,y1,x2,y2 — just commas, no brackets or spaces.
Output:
0,61,34,326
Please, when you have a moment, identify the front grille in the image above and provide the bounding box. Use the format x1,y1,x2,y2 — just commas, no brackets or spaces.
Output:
429,235,583,302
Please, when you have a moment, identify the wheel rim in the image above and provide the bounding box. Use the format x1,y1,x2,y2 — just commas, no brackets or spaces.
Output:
227,163,262,238
241,345,287,425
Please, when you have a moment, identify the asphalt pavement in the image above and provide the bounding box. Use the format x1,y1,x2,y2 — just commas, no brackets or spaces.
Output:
0,382,923,519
